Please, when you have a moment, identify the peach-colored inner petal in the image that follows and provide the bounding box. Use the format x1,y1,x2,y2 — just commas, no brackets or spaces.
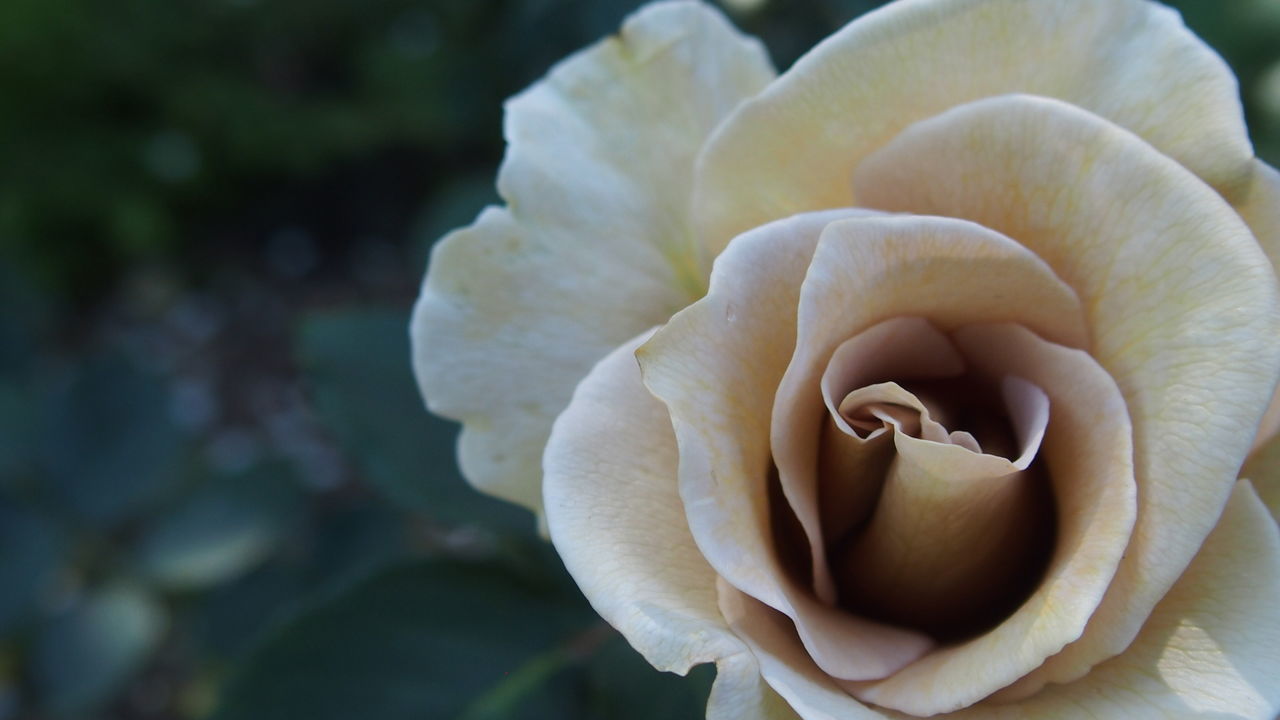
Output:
639,210,935,685
840,323,1135,714
800,318,1057,650
770,215,1087,619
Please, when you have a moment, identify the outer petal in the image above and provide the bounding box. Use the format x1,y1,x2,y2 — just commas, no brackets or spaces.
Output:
707,651,804,720
725,482,1280,720
543,329,742,674
694,0,1253,251
852,94,1280,695
1240,160,1280,277
1238,160,1280,448
973,481,1280,719
411,1,774,516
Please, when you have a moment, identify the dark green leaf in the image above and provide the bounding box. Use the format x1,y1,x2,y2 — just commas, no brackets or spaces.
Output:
39,354,186,526
211,555,596,720
0,502,65,636
132,484,282,592
297,307,530,532
31,583,167,717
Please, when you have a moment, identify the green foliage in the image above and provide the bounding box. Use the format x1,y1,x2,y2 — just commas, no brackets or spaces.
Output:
297,307,532,532
0,504,65,636
30,584,167,717
39,354,189,526
212,553,710,720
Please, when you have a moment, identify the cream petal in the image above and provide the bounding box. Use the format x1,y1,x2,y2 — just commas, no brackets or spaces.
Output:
729,483,1280,720
707,651,804,720
543,329,743,674
814,319,966,546
984,481,1280,719
694,0,1253,251
639,210,934,683
1239,159,1280,278
718,581,894,720
853,94,1280,694
1238,160,1280,449
770,215,1087,615
841,323,1135,714
411,0,774,516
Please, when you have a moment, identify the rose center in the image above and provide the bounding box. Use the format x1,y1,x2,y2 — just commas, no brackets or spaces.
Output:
781,317,1058,643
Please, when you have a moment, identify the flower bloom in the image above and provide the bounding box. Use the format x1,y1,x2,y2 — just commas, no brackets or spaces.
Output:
412,0,1280,716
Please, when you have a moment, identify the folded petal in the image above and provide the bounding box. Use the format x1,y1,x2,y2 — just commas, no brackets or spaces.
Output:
843,324,1136,714
707,651,804,720
1238,160,1280,449
412,0,774,516
771,215,1088,608
853,93,1280,694
639,210,934,682
695,0,1252,250
543,329,742,674
726,482,1280,720
979,481,1280,719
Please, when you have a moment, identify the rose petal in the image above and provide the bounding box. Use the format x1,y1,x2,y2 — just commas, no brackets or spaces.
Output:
1238,160,1280,449
771,215,1087,609
718,581,892,720
411,0,774,517
853,93,1280,695
639,210,935,682
694,0,1253,251
707,651,803,720
840,323,1135,714
816,319,966,543
723,481,1280,719
543,329,743,674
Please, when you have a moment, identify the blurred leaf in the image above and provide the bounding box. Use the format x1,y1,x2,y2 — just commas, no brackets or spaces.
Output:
297,307,530,532
301,503,409,594
0,503,65,636
0,384,33,488
31,583,167,717
192,502,408,661
211,554,596,720
39,353,186,526
191,563,306,662
132,476,289,592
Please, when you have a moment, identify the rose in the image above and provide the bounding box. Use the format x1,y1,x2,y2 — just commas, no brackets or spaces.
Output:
411,0,1280,717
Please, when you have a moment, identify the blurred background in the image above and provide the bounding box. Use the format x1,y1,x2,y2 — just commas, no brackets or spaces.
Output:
1,0,1278,718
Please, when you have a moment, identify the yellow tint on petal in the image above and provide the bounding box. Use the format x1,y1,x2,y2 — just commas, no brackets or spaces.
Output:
694,0,1253,251
771,215,1087,607
543,329,743,675
411,0,774,517
639,210,935,683
853,94,1280,696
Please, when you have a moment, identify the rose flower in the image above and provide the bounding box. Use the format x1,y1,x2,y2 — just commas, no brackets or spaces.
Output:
411,0,1280,716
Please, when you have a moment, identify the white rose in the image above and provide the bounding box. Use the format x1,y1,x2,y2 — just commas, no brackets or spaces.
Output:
412,1,1280,717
